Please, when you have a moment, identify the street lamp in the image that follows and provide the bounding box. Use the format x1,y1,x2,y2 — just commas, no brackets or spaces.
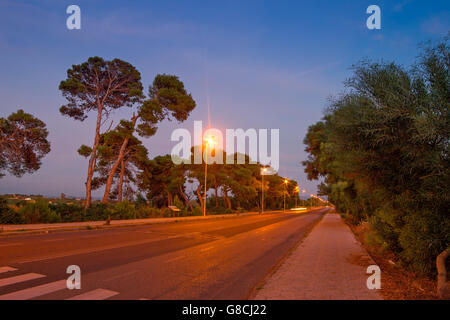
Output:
203,136,215,216
294,186,300,208
283,178,288,212
261,167,267,214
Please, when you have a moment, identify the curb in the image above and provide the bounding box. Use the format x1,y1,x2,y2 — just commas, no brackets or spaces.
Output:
0,211,282,237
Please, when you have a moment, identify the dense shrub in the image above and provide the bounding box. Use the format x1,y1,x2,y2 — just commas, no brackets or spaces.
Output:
84,203,109,221
50,203,83,222
137,206,161,218
19,199,61,223
0,198,25,224
192,206,202,216
106,200,137,220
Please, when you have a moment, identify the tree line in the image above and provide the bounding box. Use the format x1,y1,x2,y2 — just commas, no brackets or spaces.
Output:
140,151,301,212
303,36,449,275
1,56,303,220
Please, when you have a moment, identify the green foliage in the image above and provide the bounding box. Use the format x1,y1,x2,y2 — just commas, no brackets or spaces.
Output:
105,200,137,220
192,206,202,216
77,145,92,158
84,203,109,221
137,206,161,218
302,36,450,276
0,197,24,224
19,199,61,223
135,193,147,208
49,203,83,222
59,57,144,121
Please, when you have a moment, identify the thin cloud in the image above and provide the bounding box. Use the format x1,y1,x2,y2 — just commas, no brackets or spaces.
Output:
297,61,341,77
421,13,450,35
393,0,412,12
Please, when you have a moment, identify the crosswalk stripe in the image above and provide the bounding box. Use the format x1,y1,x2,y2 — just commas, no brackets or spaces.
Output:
67,288,119,300
0,279,66,300
0,266,17,274
0,273,45,288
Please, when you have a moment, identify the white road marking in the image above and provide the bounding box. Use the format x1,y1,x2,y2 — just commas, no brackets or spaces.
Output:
164,255,185,263
67,288,119,300
0,273,45,288
0,266,17,274
0,280,66,300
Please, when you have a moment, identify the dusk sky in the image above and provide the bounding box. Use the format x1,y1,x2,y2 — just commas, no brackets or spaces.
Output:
0,0,449,198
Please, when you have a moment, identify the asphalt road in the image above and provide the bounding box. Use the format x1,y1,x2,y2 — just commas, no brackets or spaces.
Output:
0,208,329,300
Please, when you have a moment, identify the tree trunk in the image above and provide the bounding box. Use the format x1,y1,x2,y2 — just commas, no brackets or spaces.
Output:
196,184,204,210
167,191,173,207
102,115,137,203
84,105,103,209
437,248,450,299
179,186,192,210
223,190,231,209
214,188,219,207
117,159,126,202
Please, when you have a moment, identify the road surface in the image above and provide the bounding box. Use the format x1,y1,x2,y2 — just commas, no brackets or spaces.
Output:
0,208,328,300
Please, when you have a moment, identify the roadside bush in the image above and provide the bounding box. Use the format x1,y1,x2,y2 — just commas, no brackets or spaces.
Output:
19,199,61,223
50,203,84,222
302,37,450,276
159,207,173,218
192,205,202,216
137,206,161,218
173,196,185,211
0,197,25,224
85,203,109,221
135,193,147,208
106,200,137,220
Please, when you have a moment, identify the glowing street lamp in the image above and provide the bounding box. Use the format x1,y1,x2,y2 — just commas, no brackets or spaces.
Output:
261,167,268,214
283,178,288,212
294,186,300,207
203,135,216,216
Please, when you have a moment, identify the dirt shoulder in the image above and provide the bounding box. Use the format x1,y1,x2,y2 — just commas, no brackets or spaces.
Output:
348,221,439,300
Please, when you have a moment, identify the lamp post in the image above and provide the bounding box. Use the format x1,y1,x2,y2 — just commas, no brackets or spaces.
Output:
261,167,267,214
283,178,288,212
294,186,300,208
203,136,215,216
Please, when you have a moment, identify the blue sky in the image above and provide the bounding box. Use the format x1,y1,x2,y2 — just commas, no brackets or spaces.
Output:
0,0,449,198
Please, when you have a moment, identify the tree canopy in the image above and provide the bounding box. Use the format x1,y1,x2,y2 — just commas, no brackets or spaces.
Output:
0,109,51,178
